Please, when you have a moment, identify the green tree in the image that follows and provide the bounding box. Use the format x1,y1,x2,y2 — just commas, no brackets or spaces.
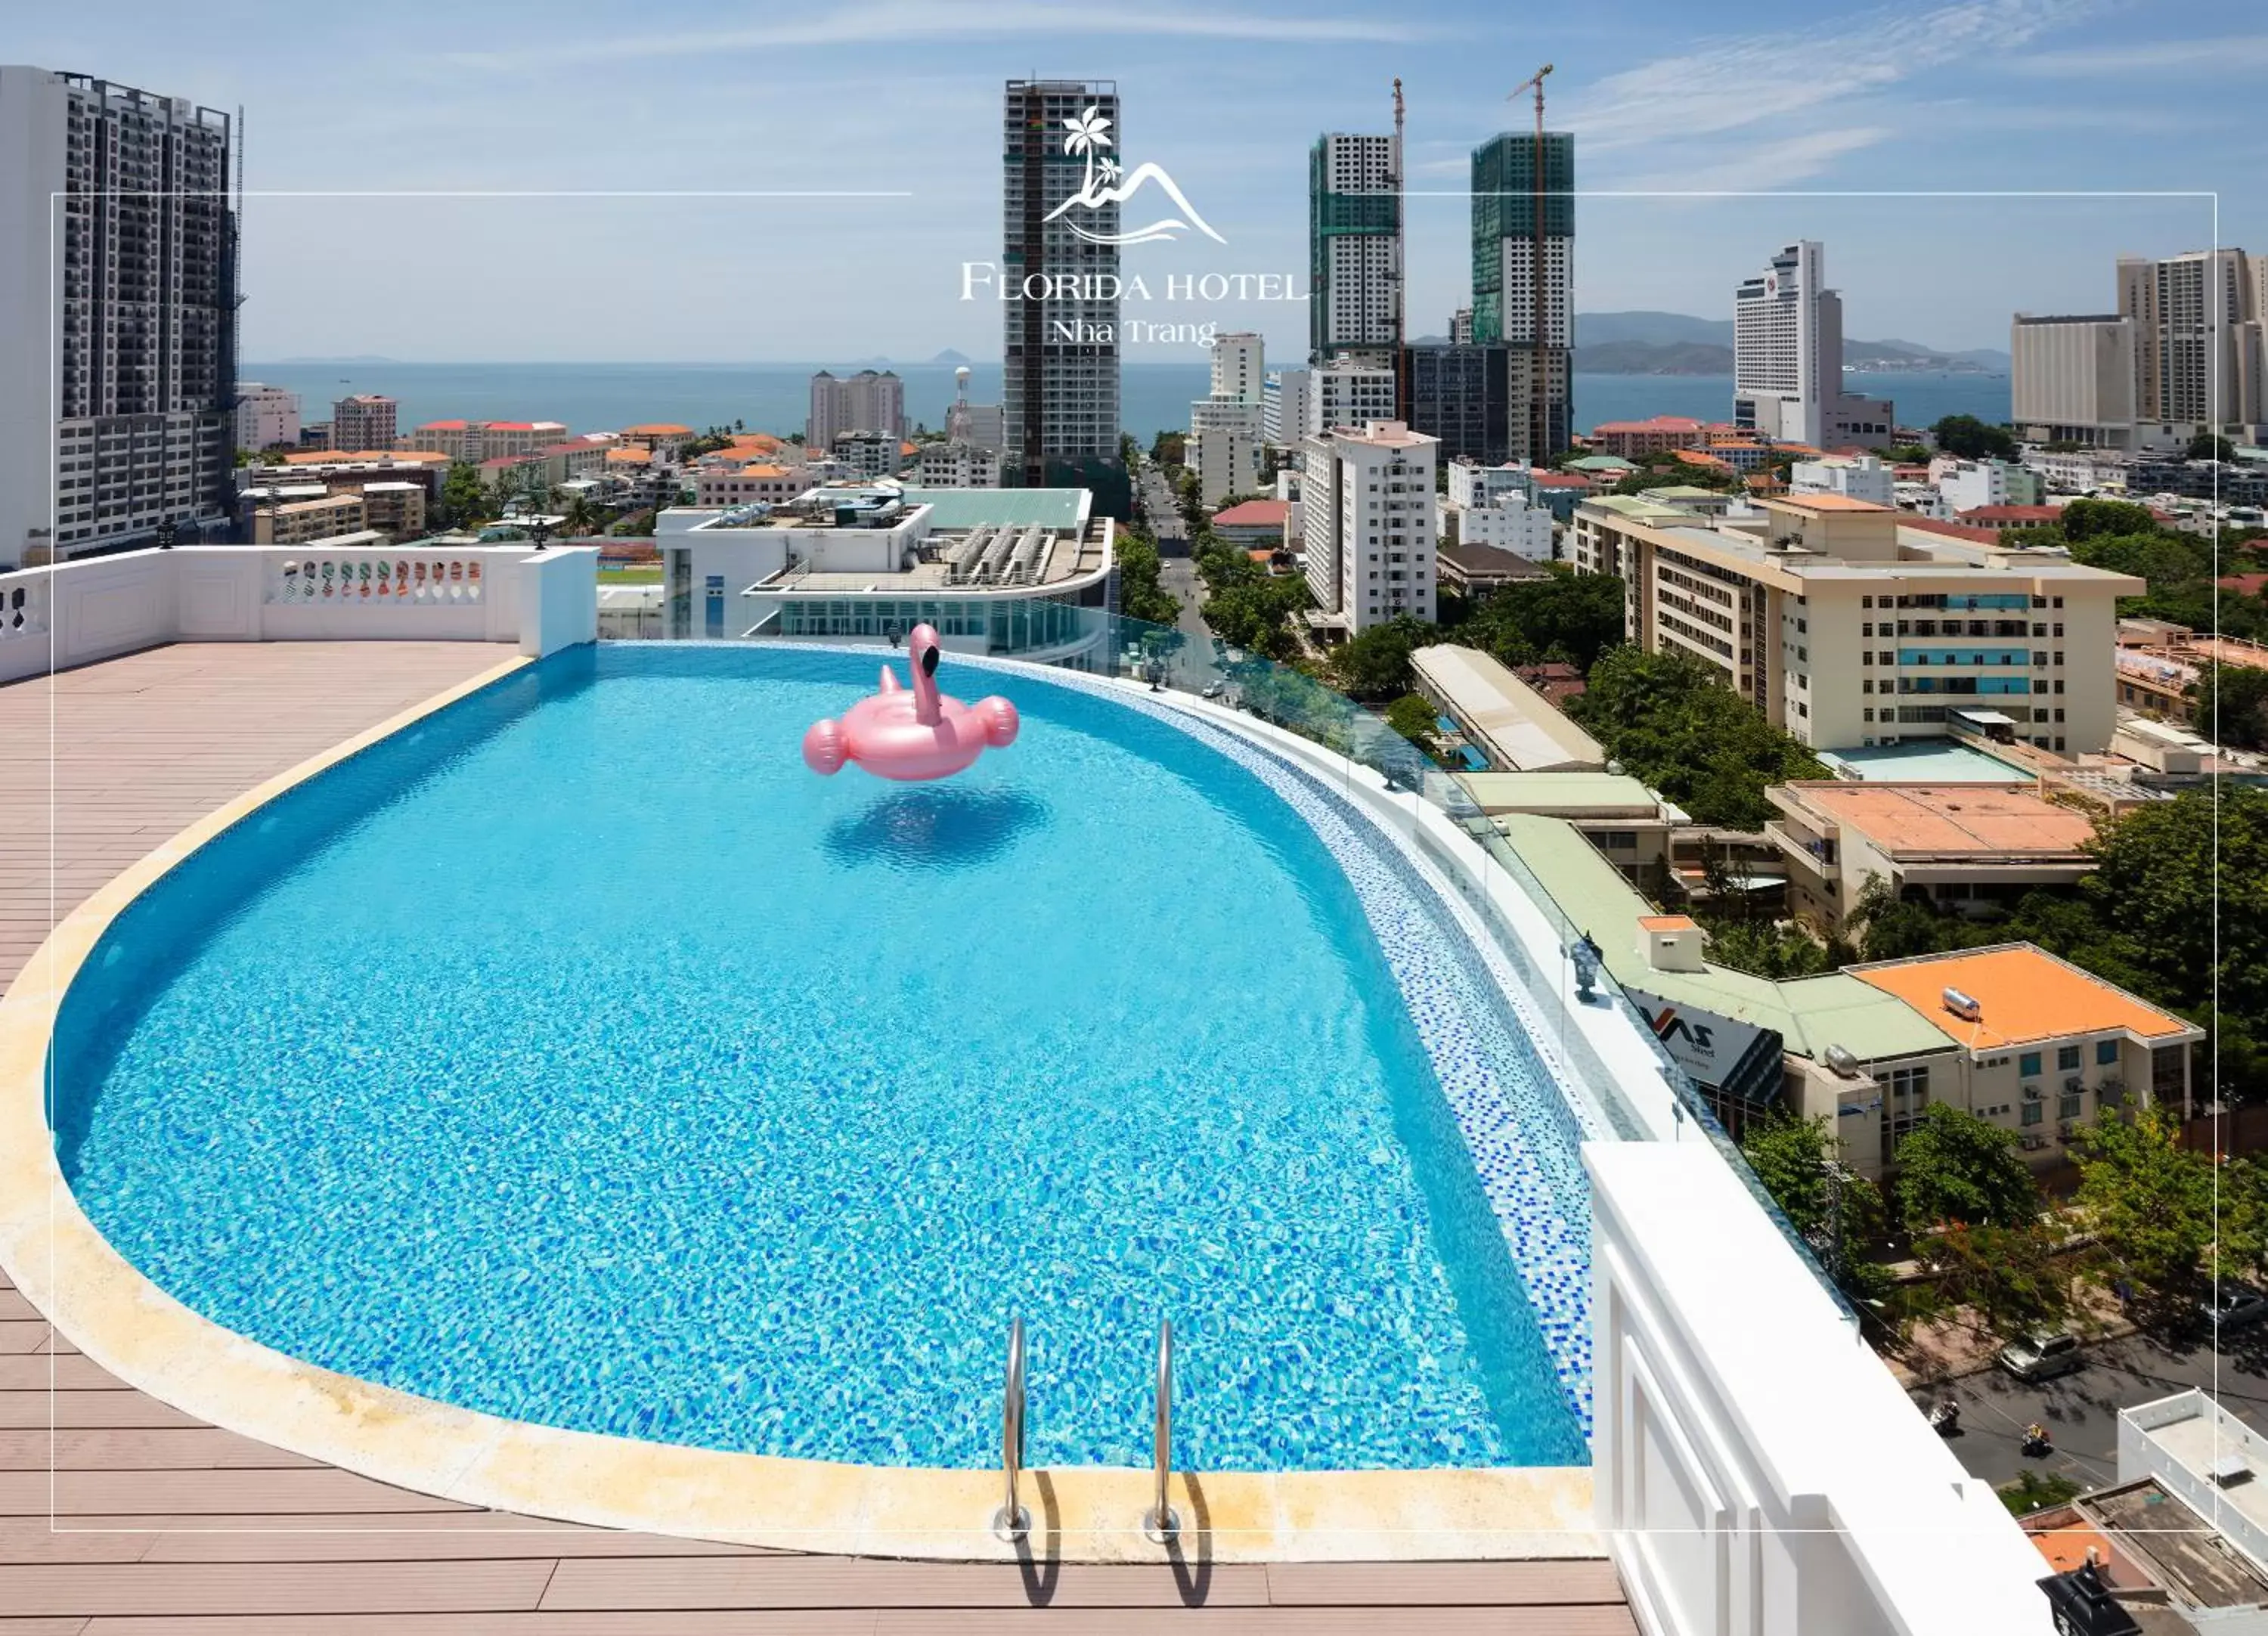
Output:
1328,615,1436,702
2189,662,2268,751
2000,1470,2083,1516
1932,414,2019,462
437,460,488,529
1699,919,1836,980
1883,443,1933,465
2189,432,2237,462
2056,498,2161,542
1740,1114,1892,1312
1913,1222,2072,1346
1114,532,1181,627
1567,646,1830,828
2087,789,2268,1046
1458,568,1626,673
2069,1105,2219,1313
560,492,598,537
1383,693,1442,759
1892,1104,2042,1236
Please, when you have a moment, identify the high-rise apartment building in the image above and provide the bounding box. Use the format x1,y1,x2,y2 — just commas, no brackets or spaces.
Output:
1407,342,1511,466
1308,132,1402,369
2117,249,2263,435
1734,240,1894,449
331,394,396,453
1300,420,1437,632
1470,131,1573,461
1262,368,1310,445
806,368,904,450
0,66,237,566
2010,314,2136,448
1188,331,1265,506
1002,79,1126,514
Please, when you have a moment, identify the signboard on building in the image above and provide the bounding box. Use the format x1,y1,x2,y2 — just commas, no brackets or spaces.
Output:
1626,987,1784,1106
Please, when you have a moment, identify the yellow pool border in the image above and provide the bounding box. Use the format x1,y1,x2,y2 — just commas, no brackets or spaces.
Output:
0,649,1596,1562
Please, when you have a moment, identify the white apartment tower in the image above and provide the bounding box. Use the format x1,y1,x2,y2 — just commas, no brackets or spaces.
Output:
1734,241,1838,447
1262,368,1310,445
1188,331,1266,507
1002,79,1125,510
807,368,905,450
1300,420,1438,632
0,66,237,566
1307,360,1399,436
1308,132,1402,368
233,383,300,453
2117,249,2263,435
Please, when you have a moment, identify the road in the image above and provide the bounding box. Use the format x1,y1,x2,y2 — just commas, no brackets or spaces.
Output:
1920,1325,2268,1494
1133,457,1188,553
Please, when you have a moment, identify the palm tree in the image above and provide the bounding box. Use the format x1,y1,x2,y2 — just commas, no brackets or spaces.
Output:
562,493,597,537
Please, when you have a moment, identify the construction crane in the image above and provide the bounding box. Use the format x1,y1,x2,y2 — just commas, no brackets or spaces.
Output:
1508,64,1554,462
1390,79,1408,421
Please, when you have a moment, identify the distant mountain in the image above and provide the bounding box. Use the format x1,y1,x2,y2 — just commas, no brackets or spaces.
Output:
1843,336,2008,373
1576,339,1733,375
930,349,973,366
1576,311,1734,348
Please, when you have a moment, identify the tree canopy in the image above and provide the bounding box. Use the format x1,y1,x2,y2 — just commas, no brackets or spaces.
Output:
1932,414,2019,462
1566,647,1830,828
2068,1106,2223,1310
1452,569,1627,674
1114,531,1181,628
1326,614,1434,702
1740,1114,1890,1312
2189,663,2268,752
1383,693,1442,759
1892,1104,2040,1237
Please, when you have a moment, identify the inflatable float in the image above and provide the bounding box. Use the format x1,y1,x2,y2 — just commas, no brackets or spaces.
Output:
802,624,1018,782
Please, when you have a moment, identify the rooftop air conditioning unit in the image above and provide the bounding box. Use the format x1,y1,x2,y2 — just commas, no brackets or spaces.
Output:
1942,987,1982,1022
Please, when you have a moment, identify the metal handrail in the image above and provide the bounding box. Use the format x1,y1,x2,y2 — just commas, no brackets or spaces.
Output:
1142,1318,1179,1543
992,1316,1030,1542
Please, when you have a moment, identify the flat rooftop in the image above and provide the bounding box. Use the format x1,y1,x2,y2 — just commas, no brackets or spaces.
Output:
1849,944,2198,1049
1817,741,2037,784
1412,645,1603,773
1777,781,2096,857
1455,771,1677,820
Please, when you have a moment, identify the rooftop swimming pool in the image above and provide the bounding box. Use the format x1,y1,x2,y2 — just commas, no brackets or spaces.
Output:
53,644,1595,1471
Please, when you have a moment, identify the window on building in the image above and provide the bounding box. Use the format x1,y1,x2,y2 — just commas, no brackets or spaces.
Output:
2095,1039,2118,1066
2057,1044,2081,1071
2059,1090,2084,1120
2022,1102,2044,1126
2020,1051,2042,1077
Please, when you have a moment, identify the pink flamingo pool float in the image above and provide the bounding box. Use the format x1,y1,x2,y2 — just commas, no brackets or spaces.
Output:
801,624,1019,782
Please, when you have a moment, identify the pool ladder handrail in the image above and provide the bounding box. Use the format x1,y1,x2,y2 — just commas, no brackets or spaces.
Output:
992,1316,1030,1542
1142,1317,1180,1543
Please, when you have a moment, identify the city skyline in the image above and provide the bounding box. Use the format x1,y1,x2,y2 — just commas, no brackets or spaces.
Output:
2,0,2257,363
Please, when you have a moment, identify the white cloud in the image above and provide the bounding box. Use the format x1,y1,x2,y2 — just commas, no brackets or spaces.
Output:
1601,128,1896,196
2014,32,2268,74
1559,0,2100,156
444,2,1411,69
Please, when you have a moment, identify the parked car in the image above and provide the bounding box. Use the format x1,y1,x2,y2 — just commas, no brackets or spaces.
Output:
1997,1328,2085,1383
1201,680,1225,699
2198,1284,2268,1342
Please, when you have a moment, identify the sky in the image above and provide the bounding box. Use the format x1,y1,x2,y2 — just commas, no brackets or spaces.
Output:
13,0,2263,364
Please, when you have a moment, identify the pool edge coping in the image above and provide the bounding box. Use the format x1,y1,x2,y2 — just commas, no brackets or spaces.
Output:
0,643,1600,1564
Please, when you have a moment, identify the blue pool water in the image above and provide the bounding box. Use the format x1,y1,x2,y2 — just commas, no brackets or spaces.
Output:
54,645,1588,1470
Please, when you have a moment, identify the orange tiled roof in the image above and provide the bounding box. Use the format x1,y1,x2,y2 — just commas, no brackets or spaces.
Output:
1852,944,2194,1049
1213,500,1292,526
622,422,692,437
1783,782,2093,856
1772,491,1895,513
605,447,652,464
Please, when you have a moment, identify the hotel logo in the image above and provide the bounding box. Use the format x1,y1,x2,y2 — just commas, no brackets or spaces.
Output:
1043,105,1225,247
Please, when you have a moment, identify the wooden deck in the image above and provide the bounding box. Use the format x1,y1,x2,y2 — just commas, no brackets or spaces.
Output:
0,642,1634,1632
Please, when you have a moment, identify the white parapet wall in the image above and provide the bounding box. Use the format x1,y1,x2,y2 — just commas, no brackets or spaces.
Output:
1589,1142,2056,1636
0,544,598,685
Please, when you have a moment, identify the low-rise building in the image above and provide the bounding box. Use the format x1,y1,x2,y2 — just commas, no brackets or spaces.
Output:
1208,498,1292,552
1592,416,1706,457
1488,809,2196,1171
1954,503,2064,533
655,485,1116,666
1436,540,1550,600
1790,454,1895,506
1455,771,1687,883
355,481,426,543
906,442,1000,489
234,383,302,452
1766,780,2098,928
1933,457,2045,514
253,491,366,546
1409,644,1601,772
332,395,397,453
399,420,570,463
1445,491,1554,559
1569,490,2141,754
830,431,900,479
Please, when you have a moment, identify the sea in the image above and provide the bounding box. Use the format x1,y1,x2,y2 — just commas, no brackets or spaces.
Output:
240,361,2011,445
